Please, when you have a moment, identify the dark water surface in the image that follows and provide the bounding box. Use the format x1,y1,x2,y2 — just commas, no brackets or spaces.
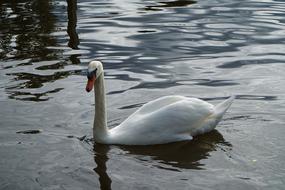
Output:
1,0,285,189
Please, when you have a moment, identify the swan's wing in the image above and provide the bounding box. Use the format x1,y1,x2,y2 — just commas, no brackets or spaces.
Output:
139,98,215,133
111,97,215,144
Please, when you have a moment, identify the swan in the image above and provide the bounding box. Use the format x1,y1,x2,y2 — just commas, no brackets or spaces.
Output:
85,61,234,145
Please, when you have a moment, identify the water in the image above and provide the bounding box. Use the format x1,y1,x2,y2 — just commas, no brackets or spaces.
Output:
1,0,285,189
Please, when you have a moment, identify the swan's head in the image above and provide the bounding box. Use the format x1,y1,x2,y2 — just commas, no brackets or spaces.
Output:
86,60,104,92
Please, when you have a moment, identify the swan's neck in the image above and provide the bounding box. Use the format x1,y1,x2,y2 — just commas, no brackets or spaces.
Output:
93,73,109,143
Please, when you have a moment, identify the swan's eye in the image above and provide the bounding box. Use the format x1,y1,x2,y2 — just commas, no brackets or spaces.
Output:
87,68,97,80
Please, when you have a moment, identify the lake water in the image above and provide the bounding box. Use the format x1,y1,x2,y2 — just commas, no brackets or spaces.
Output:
0,0,285,189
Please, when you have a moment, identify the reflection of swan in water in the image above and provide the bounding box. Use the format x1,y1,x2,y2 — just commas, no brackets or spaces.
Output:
118,130,231,170
92,130,231,190
93,143,112,190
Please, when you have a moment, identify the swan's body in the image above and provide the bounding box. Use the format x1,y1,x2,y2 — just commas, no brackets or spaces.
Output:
86,61,234,145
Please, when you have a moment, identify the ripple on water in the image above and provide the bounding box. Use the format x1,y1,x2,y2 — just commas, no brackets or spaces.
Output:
1,0,285,189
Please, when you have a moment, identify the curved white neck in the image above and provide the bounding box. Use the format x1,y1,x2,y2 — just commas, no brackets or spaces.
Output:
93,73,109,143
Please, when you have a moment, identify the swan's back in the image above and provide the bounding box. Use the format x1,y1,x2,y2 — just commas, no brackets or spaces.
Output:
109,96,226,145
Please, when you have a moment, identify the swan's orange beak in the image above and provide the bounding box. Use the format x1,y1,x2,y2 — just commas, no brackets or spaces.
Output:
86,77,95,92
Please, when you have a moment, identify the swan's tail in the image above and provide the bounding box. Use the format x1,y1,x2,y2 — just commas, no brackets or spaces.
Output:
214,95,235,119
191,96,235,136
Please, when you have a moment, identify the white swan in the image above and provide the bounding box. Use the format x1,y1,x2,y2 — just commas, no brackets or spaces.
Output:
86,61,234,145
